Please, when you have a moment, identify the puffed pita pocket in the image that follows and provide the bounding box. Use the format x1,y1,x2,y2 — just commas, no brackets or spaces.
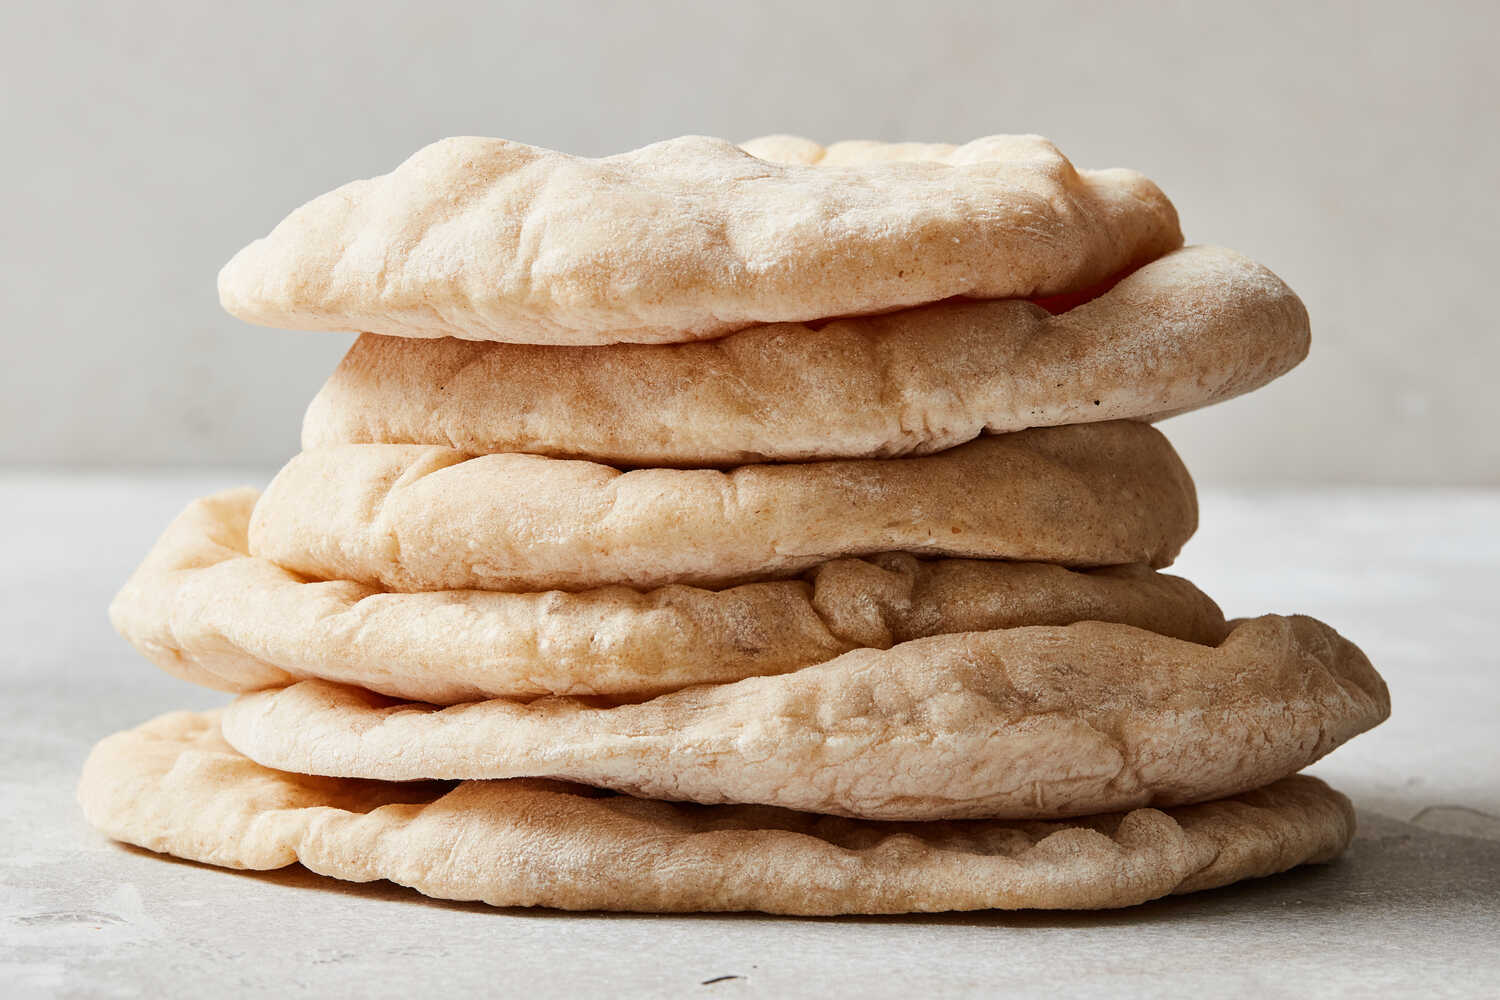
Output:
303,246,1308,465
218,133,1181,345
80,710,1355,915
249,421,1198,593
221,615,1389,822
112,489,1228,703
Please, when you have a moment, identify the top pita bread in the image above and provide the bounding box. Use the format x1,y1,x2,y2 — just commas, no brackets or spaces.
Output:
303,245,1308,465
218,134,1182,345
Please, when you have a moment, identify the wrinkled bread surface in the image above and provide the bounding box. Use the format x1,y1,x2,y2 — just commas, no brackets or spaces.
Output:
249,422,1198,592
304,246,1307,465
113,489,1227,702
220,134,1181,345
221,615,1389,821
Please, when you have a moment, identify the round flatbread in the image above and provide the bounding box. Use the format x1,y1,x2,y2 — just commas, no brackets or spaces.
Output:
217,134,1181,345
79,710,1356,914
112,489,1227,703
220,615,1389,822
303,245,1308,466
249,421,1198,593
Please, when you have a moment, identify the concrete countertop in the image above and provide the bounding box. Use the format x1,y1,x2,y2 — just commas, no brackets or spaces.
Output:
3,474,1497,997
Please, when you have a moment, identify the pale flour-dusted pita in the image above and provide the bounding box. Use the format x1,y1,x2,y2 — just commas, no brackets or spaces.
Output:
80,710,1356,914
303,246,1308,465
112,489,1227,703
218,134,1182,345
221,615,1388,822
249,421,1198,593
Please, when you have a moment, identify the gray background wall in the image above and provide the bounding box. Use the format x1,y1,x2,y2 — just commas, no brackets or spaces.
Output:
4,0,1495,483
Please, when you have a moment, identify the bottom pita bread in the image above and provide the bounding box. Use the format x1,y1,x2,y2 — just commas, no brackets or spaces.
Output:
79,711,1354,915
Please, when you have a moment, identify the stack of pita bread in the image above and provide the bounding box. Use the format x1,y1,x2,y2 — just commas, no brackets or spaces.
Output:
84,134,1390,915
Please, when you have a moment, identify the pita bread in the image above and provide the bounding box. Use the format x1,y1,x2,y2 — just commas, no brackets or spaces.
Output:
221,615,1388,822
112,489,1227,703
249,421,1197,593
302,245,1308,466
80,710,1356,914
217,134,1182,346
